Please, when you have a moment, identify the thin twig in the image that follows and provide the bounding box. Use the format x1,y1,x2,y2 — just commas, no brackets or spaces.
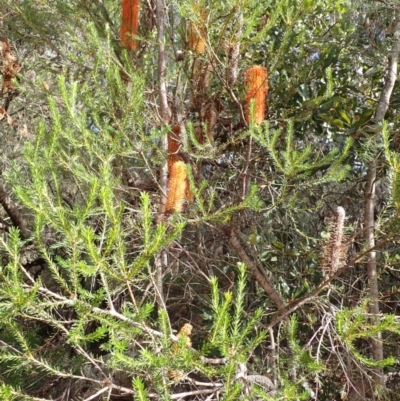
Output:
170,388,220,399
241,136,253,200
83,386,110,401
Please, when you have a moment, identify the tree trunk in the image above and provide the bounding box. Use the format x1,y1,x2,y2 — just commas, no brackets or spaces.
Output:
364,19,400,387
364,160,384,385
154,0,170,307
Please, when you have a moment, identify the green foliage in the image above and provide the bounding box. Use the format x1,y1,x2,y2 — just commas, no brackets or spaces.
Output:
106,264,271,400
2,0,400,400
133,377,150,401
383,121,400,210
336,302,399,368
252,121,352,184
210,263,265,359
288,315,324,373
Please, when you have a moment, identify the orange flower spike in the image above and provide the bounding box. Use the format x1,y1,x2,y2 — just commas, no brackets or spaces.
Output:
188,3,207,54
189,23,206,54
244,66,268,125
166,161,188,213
120,0,140,50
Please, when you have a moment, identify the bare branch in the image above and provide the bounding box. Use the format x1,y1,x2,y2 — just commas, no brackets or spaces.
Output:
170,389,219,400
0,184,30,239
223,225,286,312
374,21,400,122
82,386,110,401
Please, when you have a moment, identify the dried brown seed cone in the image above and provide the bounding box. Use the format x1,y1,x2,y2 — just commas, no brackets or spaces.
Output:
244,65,268,125
321,206,347,275
120,0,140,50
166,161,188,213
0,40,20,95
203,102,217,136
193,122,205,145
226,13,243,87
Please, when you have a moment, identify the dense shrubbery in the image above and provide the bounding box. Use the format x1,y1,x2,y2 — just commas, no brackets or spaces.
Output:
1,1,400,400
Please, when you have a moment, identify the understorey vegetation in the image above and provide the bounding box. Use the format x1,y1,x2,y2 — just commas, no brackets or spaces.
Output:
1,1,400,400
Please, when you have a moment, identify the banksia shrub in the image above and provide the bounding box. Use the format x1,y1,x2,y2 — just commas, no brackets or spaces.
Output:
188,3,207,54
166,161,188,213
120,0,140,50
244,65,268,125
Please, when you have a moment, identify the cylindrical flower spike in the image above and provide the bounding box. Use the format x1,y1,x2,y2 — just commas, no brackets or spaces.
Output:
244,66,268,125
120,0,140,50
166,161,188,213
189,24,206,54
167,126,194,207
188,3,207,54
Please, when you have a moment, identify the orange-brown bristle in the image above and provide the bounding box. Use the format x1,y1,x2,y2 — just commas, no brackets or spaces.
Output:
188,3,207,54
244,66,268,125
166,161,188,213
120,0,140,50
